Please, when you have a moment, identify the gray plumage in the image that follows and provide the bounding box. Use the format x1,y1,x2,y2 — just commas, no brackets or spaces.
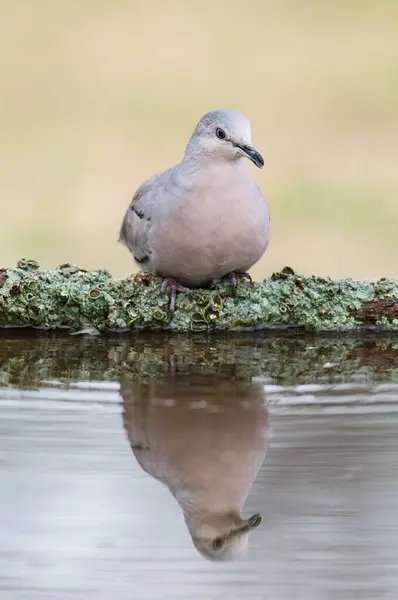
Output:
119,109,270,288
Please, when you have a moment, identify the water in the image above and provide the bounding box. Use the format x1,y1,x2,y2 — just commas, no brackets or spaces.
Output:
1,332,398,599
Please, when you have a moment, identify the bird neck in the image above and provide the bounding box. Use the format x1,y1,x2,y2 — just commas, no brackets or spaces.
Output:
184,509,244,537
178,152,248,187
174,484,247,525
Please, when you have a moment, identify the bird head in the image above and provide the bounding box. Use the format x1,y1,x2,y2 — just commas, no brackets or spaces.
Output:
187,512,262,561
185,109,264,169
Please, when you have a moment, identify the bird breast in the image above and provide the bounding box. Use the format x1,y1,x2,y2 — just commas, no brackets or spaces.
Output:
151,174,269,285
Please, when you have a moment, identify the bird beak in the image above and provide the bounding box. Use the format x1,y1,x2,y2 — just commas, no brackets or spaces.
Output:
229,513,262,537
247,513,262,529
234,143,264,169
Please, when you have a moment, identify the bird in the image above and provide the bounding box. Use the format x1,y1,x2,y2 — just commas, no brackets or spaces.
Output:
119,109,270,310
121,375,269,561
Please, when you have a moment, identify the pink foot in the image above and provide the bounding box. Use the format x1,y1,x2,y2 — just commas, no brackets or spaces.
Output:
160,277,191,312
210,271,253,295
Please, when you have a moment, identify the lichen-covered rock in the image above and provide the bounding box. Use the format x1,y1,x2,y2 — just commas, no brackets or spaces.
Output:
0,261,397,332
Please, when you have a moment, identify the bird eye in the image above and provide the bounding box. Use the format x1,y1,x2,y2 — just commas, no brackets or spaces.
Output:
215,127,226,140
212,537,225,551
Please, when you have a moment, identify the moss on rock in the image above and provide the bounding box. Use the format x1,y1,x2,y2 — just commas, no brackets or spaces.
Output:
0,261,397,332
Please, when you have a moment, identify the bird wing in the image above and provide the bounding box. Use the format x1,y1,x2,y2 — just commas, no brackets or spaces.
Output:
118,168,172,265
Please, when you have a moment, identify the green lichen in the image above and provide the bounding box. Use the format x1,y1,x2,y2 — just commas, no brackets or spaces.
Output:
0,260,398,332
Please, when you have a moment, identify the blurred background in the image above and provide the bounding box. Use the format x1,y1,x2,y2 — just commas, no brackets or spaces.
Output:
1,0,397,281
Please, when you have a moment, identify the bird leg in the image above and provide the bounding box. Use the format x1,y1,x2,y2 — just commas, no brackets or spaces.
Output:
210,271,253,295
160,277,191,312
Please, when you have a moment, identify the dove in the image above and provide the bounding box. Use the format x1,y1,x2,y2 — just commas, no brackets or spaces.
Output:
119,109,270,310
121,375,269,561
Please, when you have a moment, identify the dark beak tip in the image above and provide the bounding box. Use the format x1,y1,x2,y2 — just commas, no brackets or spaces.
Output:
250,150,264,169
249,513,262,529
255,152,264,169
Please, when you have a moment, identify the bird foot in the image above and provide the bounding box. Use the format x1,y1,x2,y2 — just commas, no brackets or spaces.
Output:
228,270,253,291
160,277,191,312
210,271,253,295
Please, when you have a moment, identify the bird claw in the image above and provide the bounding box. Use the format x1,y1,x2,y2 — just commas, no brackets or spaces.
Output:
160,277,191,312
234,270,253,285
210,278,222,289
210,271,253,295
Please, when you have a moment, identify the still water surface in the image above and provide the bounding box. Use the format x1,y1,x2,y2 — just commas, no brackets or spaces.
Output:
1,332,398,599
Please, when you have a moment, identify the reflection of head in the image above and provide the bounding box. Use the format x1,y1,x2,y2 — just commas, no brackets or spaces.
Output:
121,377,268,561
190,512,262,561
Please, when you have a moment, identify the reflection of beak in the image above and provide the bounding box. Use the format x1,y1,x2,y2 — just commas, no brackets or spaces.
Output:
229,513,262,538
234,143,264,169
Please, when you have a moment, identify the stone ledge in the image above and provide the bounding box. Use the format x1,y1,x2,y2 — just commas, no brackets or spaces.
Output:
0,260,397,332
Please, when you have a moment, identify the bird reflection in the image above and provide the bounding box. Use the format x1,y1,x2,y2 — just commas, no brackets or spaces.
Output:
121,375,269,561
